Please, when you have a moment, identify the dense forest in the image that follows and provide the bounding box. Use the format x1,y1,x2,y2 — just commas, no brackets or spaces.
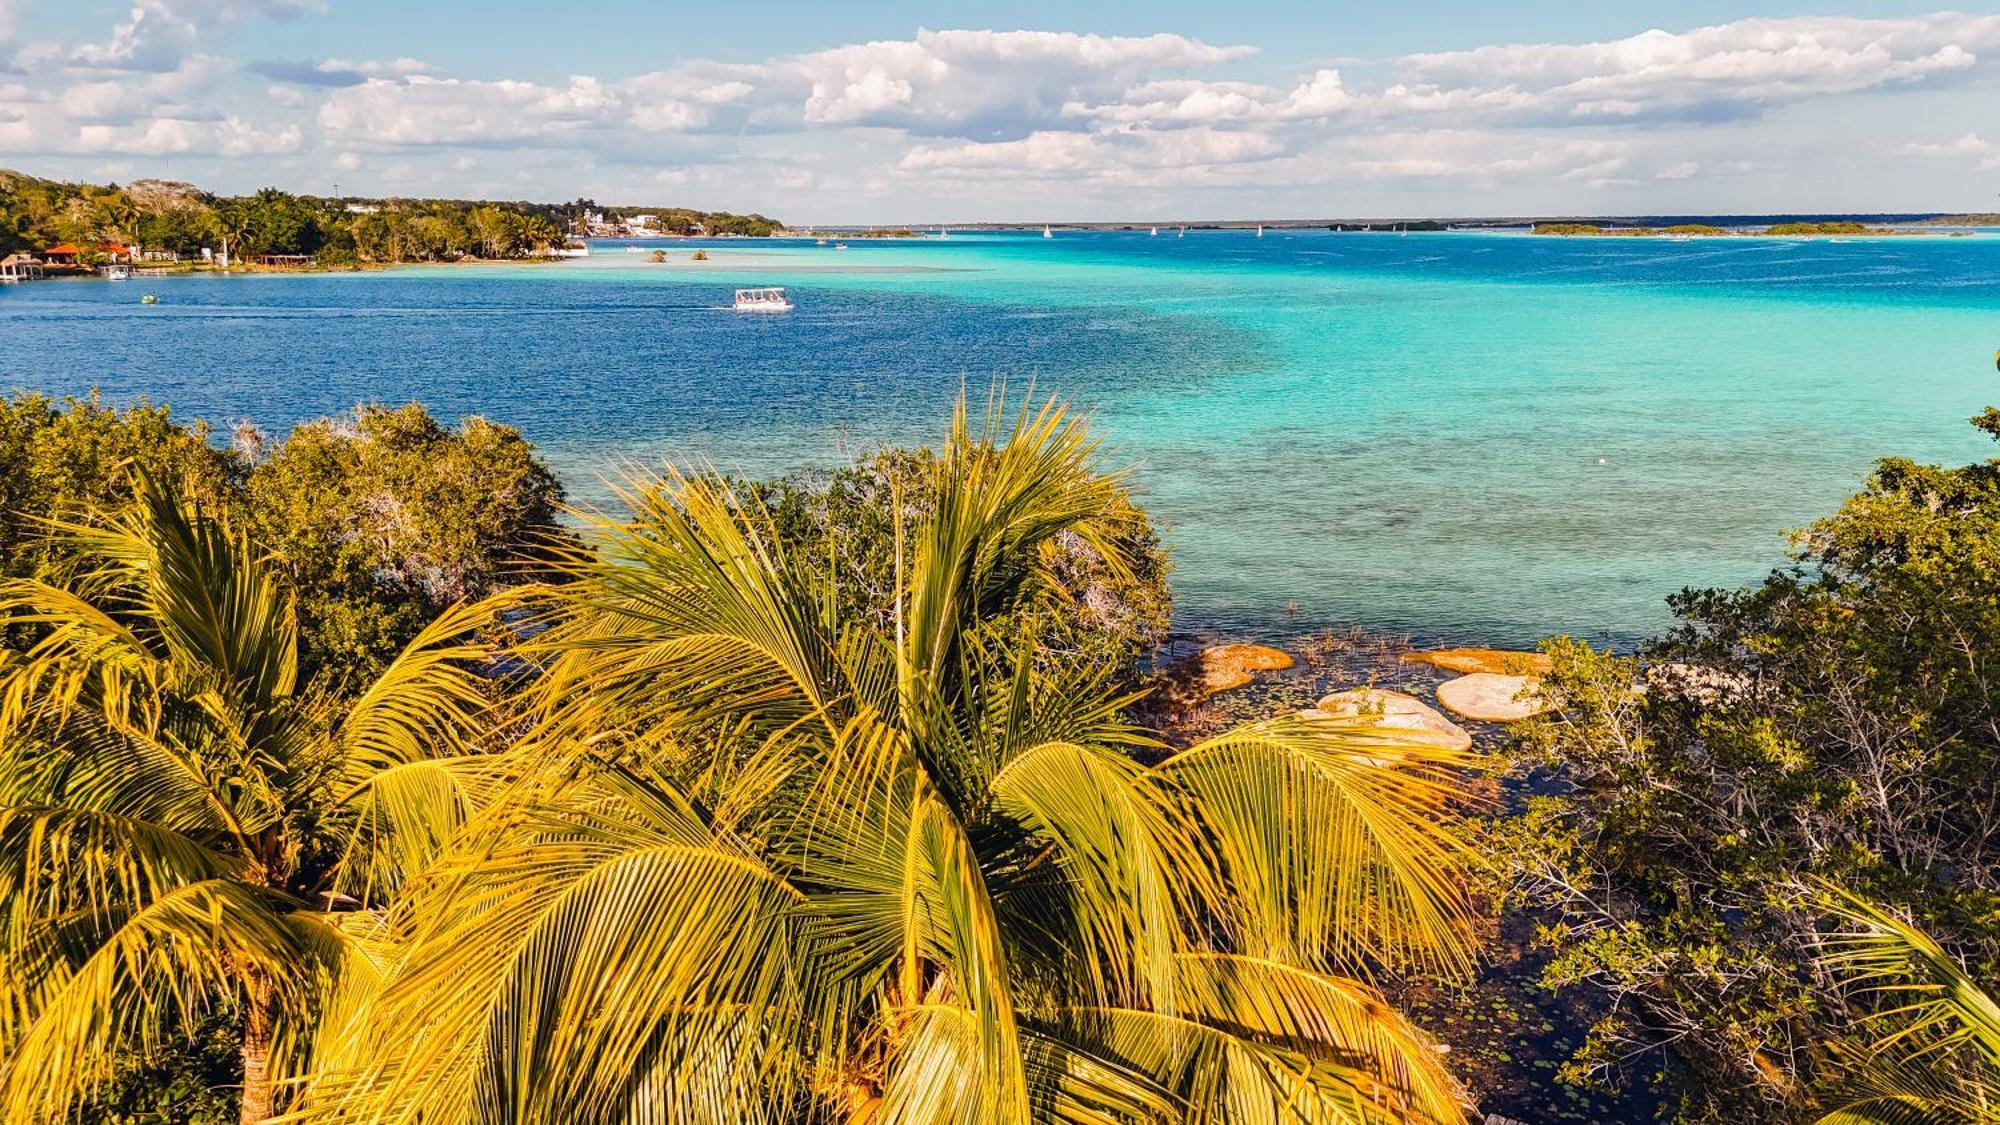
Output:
0,169,782,263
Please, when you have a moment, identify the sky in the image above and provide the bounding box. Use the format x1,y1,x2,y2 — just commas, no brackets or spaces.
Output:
1,1,1997,221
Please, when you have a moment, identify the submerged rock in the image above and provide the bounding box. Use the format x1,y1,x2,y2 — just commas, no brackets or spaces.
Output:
1311,687,1473,751
1436,673,1548,722
1404,647,1553,676
1194,643,1295,695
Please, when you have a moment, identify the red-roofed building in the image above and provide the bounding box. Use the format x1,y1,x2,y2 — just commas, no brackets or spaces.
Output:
40,242,133,266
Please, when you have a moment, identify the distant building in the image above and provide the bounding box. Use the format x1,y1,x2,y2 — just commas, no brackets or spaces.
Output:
0,253,45,281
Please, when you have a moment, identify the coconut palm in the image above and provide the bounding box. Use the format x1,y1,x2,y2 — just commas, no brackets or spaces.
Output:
0,479,501,1124
307,398,1483,1124
1816,890,2000,1124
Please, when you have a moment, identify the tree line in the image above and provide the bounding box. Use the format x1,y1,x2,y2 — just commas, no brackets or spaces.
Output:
0,169,784,264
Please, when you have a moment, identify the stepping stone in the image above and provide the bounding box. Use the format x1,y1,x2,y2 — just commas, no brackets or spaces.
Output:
1194,643,1294,695
1403,647,1553,676
1435,673,1548,722
1310,687,1472,752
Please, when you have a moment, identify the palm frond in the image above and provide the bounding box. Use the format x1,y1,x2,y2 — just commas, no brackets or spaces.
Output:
0,879,316,1125
1158,711,1483,979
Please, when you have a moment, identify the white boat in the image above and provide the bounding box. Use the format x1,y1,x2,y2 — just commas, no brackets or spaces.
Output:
1255,224,1265,237
938,227,949,239
733,287,794,313
104,264,133,280
1178,226,1186,238
834,242,850,250
1043,225,1053,238
1150,226,1158,236
816,238,828,245
625,246,644,254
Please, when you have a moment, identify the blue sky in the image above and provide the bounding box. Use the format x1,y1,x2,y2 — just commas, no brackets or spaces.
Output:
3,1,1997,220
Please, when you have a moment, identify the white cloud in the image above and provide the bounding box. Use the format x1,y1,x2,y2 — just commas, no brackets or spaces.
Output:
903,126,1282,179
58,0,323,72
1900,131,2000,170
5,13,2000,217
1397,13,2000,124
1901,131,1989,156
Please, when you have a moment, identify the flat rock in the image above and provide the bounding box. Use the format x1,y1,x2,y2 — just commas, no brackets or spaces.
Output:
1195,643,1294,695
1435,673,1548,722
1403,647,1553,676
1311,687,1472,752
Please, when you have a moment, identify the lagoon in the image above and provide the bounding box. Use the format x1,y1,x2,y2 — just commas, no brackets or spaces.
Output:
3,229,1996,645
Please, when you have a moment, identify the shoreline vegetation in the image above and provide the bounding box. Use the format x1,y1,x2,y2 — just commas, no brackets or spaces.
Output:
1,387,1996,1124
0,168,784,275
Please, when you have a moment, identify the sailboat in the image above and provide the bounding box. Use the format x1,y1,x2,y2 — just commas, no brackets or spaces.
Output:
1256,224,1265,238
1178,226,1186,238
1150,226,1158,236
1042,225,1053,238
938,227,949,239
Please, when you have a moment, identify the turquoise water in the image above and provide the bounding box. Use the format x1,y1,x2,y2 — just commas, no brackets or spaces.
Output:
3,230,1997,645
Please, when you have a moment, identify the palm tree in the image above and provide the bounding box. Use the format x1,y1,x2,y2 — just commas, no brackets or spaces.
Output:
1816,889,2000,1124
306,398,1484,1123
0,479,501,1124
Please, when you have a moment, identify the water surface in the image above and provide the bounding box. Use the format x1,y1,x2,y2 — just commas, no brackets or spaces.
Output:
4,229,1996,644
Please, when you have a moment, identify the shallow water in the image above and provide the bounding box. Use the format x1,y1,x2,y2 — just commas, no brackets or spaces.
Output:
4,229,1996,645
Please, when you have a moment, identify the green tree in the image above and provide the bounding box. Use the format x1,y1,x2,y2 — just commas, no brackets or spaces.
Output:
0,481,500,1125
0,392,240,581
304,399,1482,1123
243,403,568,682
1495,409,2000,1121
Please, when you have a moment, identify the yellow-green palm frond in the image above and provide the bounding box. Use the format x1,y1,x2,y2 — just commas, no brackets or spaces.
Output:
1813,886,2000,1124
989,740,1218,1010
304,761,819,1125
529,465,850,745
0,879,321,1125
1158,712,1483,980
1039,953,1464,1125
331,593,517,901
61,473,299,711
1820,891,2000,1066
877,1000,1177,1125
898,396,1133,733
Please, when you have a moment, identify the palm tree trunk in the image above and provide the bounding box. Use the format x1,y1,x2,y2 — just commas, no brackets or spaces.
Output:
239,969,276,1125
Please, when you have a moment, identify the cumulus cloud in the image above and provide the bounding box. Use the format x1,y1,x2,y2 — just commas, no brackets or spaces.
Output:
1396,13,2000,124
55,0,323,72
1900,131,2000,170
5,10,2000,214
251,56,431,87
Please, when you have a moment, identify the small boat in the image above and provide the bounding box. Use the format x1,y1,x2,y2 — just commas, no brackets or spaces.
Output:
733,287,794,313
1043,225,1053,239
625,246,644,254
1150,226,1158,236
1178,226,1186,238
938,227,949,239
1256,224,1265,238
140,293,159,305
1829,238,1855,244
104,263,133,280
834,242,850,250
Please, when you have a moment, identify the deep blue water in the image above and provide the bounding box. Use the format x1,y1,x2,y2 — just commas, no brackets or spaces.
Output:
4,229,1997,645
